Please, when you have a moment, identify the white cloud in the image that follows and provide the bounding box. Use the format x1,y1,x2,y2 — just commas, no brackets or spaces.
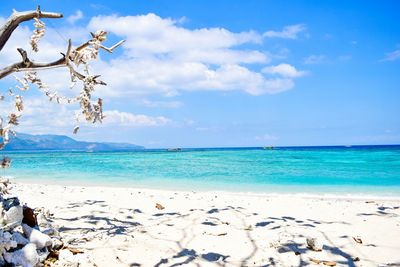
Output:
8,97,77,135
382,49,400,61
67,10,84,24
103,110,170,127
88,13,263,57
87,14,304,96
262,63,307,78
263,24,306,39
90,52,299,97
303,55,326,64
172,49,268,65
1,96,170,137
140,99,183,108
1,14,305,98
0,12,313,144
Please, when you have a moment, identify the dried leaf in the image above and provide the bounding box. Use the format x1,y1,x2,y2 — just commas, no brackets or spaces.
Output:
67,247,84,254
309,258,321,264
155,203,165,210
15,95,23,111
8,113,20,125
30,17,46,52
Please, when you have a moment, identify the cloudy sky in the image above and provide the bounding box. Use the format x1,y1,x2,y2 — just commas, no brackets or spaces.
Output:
0,0,399,148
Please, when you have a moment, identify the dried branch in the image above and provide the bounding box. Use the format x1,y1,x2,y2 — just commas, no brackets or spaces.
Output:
0,5,62,51
0,8,124,150
100,40,126,53
0,52,66,79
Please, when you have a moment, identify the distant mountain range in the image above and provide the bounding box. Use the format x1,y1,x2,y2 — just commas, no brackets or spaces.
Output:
3,133,144,151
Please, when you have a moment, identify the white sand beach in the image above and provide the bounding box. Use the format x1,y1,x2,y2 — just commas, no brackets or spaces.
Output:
10,182,400,267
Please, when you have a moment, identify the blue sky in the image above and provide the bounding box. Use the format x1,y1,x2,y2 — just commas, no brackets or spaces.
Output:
0,0,399,148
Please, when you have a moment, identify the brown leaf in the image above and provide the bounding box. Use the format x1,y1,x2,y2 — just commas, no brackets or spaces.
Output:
309,258,321,264
323,261,337,266
155,203,165,210
68,248,84,254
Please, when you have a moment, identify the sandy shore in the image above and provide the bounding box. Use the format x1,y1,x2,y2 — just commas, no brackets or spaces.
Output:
10,182,400,267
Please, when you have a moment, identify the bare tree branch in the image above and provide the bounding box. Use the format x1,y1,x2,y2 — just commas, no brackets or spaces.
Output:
0,6,63,51
0,50,66,79
0,36,125,79
100,39,126,53
0,7,124,150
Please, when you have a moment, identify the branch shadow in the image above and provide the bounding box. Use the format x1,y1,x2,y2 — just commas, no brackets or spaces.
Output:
53,199,392,267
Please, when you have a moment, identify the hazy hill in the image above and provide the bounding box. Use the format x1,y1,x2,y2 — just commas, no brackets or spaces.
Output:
3,133,144,151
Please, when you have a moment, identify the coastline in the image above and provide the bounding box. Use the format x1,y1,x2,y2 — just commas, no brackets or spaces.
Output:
12,178,400,200
10,181,400,266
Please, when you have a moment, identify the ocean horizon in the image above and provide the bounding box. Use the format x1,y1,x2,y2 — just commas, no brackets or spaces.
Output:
4,145,400,196
5,143,400,152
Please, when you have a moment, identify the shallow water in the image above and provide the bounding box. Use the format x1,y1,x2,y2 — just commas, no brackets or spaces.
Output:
3,146,400,196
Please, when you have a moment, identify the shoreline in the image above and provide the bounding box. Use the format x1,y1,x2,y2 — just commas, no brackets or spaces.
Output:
9,181,400,266
12,178,400,201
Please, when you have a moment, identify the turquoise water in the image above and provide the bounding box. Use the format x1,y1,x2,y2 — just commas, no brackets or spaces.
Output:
3,146,400,195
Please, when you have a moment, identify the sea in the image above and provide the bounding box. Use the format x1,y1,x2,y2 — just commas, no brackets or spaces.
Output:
3,145,400,197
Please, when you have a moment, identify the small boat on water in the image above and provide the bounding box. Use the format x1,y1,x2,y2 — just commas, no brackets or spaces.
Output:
263,146,274,150
167,148,182,152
